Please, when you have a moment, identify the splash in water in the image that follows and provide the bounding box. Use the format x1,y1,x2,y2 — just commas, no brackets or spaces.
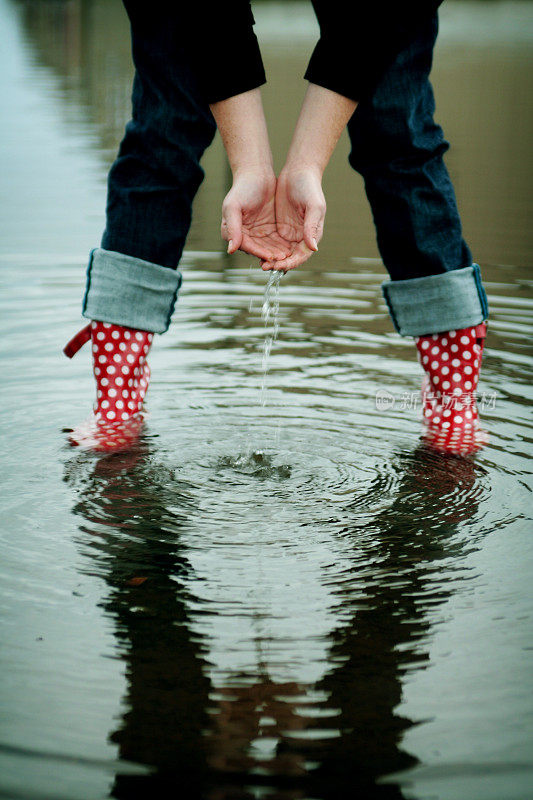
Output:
260,270,282,406
217,450,291,480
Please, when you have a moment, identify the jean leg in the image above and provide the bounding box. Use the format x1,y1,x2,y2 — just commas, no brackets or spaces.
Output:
102,7,217,268
347,13,488,336
348,13,471,280
82,7,217,333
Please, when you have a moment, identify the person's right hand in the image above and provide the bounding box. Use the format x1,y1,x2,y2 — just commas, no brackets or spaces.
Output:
221,169,290,262
261,167,326,271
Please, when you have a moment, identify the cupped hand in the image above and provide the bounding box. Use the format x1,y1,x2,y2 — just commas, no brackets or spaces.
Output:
261,167,326,271
221,170,290,262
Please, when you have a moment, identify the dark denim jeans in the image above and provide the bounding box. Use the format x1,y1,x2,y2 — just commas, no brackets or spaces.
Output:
83,7,488,336
348,13,472,281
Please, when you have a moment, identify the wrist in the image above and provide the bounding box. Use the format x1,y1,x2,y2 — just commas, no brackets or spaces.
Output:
280,162,324,182
232,163,276,183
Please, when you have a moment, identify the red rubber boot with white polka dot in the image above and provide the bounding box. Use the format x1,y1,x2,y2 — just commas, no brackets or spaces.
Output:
415,323,488,455
63,321,154,452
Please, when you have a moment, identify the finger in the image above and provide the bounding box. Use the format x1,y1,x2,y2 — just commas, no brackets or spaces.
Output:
261,240,297,270
261,256,289,271
303,201,326,252
265,245,313,272
240,233,290,262
241,238,280,262
261,261,288,273
221,202,243,254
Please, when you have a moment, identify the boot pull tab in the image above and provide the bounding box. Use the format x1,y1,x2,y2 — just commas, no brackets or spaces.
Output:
63,324,92,359
474,322,487,340
474,321,488,355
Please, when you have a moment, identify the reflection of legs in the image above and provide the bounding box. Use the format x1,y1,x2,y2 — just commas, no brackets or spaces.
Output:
347,14,489,453
65,8,216,451
277,446,478,792
65,449,212,797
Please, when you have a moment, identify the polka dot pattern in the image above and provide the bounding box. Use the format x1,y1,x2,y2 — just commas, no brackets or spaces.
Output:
415,323,488,455
68,320,154,452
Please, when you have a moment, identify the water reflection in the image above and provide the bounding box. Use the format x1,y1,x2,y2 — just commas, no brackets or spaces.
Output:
65,447,210,796
14,0,134,156
65,443,485,798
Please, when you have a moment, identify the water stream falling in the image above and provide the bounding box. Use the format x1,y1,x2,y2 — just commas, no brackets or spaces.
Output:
222,270,284,475
260,270,282,407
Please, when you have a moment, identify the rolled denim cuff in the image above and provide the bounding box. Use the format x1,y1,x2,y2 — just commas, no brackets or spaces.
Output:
82,248,182,334
381,264,489,337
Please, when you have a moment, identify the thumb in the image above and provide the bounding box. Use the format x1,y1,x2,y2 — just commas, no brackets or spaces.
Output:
221,201,243,254
303,201,326,252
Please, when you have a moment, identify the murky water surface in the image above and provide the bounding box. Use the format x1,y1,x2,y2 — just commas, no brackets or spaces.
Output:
1,1,532,798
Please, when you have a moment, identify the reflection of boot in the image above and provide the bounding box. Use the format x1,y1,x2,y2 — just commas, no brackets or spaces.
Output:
64,320,153,452
415,323,488,455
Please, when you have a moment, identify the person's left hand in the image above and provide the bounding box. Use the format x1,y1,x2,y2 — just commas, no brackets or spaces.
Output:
221,170,290,262
260,166,326,272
